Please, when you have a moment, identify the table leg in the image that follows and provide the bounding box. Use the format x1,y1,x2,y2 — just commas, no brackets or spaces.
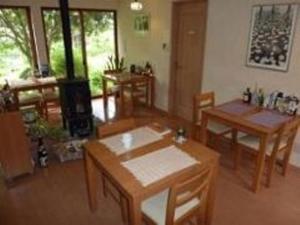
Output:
150,77,154,108
205,158,219,225
146,80,150,107
120,84,125,117
102,78,108,110
13,90,20,110
128,196,142,225
200,112,209,145
84,151,99,211
252,134,269,193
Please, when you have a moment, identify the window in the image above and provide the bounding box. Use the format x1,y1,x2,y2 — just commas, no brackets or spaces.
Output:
42,8,118,96
0,7,37,83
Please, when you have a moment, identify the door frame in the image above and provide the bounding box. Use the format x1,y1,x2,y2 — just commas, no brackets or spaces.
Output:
168,0,208,116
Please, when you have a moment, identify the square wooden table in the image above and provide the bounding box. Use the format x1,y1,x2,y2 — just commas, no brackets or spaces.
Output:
200,99,300,193
102,72,155,116
10,78,57,107
84,129,219,225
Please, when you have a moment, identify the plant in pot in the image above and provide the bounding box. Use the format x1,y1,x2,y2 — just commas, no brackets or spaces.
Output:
29,117,67,167
105,56,126,73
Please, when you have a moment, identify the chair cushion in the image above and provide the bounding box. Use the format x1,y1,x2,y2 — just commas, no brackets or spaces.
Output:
207,121,231,134
238,135,288,156
142,189,200,225
195,121,231,135
224,132,247,139
19,91,42,105
43,90,59,101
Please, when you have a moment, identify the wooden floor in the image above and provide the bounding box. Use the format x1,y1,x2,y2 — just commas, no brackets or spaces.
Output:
1,101,300,225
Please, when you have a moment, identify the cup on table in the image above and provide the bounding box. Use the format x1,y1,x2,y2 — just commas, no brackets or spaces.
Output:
122,133,133,149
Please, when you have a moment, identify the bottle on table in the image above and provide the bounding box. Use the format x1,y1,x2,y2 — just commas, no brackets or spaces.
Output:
243,87,252,104
251,83,258,105
257,88,265,107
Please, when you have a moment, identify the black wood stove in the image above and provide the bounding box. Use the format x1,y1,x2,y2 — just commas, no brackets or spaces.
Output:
58,0,93,137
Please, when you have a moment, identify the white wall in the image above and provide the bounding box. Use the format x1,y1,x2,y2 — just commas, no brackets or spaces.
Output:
119,0,300,166
118,0,172,110
0,0,120,66
202,0,300,165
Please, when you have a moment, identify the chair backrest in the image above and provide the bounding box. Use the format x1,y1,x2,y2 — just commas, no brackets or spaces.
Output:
97,118,136,138
193,92,215,123
165,168,211,225
272,118,300,153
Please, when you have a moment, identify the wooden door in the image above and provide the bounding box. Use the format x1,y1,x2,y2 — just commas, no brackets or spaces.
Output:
170,0,207,121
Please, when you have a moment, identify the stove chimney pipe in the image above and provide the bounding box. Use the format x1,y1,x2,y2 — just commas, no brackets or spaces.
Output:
59,0,75,80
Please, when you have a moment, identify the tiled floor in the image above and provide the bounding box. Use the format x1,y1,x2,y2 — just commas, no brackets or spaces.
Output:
1,102,300,225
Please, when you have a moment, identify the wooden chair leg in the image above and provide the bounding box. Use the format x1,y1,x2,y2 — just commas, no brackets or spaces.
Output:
196,207,205,225
282,148,293,176
234,145,242,171
193,126,200,141
45,103,49,121
120,196,129,224
102,175,108,197
266,155,276,188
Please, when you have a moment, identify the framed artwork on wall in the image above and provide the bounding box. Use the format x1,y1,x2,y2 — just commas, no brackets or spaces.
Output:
246,4,298,72
133,13,150,34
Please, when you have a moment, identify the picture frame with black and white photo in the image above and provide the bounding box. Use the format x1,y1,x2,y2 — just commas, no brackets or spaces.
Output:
246,4,298,72
134,13,150,34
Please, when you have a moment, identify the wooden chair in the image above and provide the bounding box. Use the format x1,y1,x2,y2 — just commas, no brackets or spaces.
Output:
41,87,60,120
193,92,231,147
18,91,43,116
130,78,149,106
97,118,136,224
142,168,211,225
103,70,122,107
235,119,300,187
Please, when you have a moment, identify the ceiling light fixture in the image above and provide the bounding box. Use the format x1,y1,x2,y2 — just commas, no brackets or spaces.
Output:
130,0,143,11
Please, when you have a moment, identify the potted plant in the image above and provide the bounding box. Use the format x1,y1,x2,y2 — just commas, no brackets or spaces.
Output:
105,56,126,73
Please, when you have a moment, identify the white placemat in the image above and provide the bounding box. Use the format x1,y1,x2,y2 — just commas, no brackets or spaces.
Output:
121,145,199,187
99,126,163,155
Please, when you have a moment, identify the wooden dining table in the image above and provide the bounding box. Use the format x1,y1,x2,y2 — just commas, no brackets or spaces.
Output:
84,126,219,225
200,99,300,193
10,77,57,107
102,72,155,116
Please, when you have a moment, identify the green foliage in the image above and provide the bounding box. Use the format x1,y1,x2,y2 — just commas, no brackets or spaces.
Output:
19,67,32,79
0,8,34,68
50,46,84,77
106,56,126,72
29,115,67,141
0,8,35,78
90,70,103,95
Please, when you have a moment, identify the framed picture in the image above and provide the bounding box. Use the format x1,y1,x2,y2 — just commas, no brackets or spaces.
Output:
134,13,150,34
246,4,298,72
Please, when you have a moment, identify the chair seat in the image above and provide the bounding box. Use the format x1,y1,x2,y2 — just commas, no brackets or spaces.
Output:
196,121,231,135
19,92,42,105
142,189,200,225
43,90,59,102
238,135,288,156
224,132,248,139
109,85,120,94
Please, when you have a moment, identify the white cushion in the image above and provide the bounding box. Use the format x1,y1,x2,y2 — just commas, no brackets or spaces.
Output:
19,91,42,104
224,132,247,139
142,189,200,225
238,135,288,156
207,121,231,134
